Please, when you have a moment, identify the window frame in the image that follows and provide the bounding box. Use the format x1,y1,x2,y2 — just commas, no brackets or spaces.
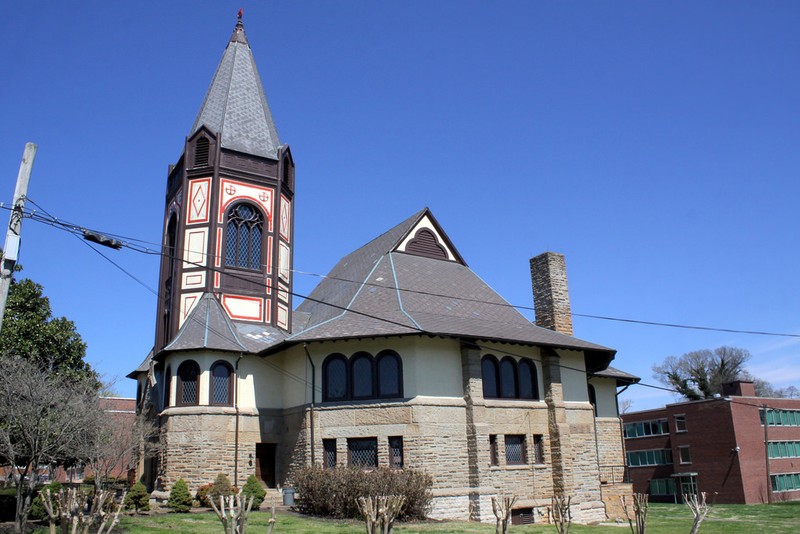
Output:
489,434,499,466
176,360,200,407
499,357,519,399
532,434,545,464
323,439,337,469
347,437,378,469
209,360,234,406
504,434,528,466
376,350,403,399
350,352,375,400
481,356,500,399
224,202,265,272
674,414,687,433
322,353,348,402
678,445,692,464
518,358,539,400
389,436,404,469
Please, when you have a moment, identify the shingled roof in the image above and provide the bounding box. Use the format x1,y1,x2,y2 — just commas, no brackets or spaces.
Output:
290,208,615,364
190,17,281,159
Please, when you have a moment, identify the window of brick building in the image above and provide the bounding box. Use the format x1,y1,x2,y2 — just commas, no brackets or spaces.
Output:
489,435,499,466
674,414,687,432
505,435,527,465
679,446,692,464
323,439,337,469
532,434,545,464
348,438,378,468
389,436,404,469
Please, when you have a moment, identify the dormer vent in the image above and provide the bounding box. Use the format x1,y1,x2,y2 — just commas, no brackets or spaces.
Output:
194,137,210,167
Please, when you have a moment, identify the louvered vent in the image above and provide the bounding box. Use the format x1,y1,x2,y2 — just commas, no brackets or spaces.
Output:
194,137,210,167
405,229,448,260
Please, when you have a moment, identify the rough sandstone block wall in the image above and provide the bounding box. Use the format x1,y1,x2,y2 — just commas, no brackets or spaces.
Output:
530,252,573,336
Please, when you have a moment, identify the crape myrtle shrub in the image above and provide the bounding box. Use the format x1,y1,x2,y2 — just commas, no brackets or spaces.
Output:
290,466,432,520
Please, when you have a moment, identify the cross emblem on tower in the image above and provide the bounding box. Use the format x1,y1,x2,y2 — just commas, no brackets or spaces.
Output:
225,185,236,196
259,191,270,202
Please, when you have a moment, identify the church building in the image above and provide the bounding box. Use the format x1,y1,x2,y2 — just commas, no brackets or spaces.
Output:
130,15,637,523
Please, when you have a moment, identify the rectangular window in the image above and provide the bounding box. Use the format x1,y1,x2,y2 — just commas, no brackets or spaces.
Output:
505,435,527,465
674,414,687,433
762,409,800,427
649,478,676,496
767,441,800,459
532,434,545,464
624,418,670,438
679,446,691,464
626,449,673,467
323,439,336,469
389,436,403,469
771,472,800,493
489,435,499,466
347,438,377,468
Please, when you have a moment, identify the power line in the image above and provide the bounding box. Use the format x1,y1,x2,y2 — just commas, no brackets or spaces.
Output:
14,200,800,340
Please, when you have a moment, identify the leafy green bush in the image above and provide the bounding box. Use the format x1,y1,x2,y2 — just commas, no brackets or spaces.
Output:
195,482,214,508
166,479,192,513
124,481,150,512
29,481,63,521
208,473,234,507
290,466,432,520
241,475,266,509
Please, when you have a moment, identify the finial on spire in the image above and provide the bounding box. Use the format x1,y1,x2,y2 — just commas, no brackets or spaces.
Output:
238,8,243,21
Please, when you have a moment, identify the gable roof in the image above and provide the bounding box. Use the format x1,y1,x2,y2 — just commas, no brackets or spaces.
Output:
290,209,615,363
190,18,281,159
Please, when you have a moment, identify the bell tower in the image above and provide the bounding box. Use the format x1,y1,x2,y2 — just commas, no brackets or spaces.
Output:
154,13,294,352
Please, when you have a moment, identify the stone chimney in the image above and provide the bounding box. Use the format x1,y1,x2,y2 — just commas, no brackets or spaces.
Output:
721,380,756,397
530,252,573,336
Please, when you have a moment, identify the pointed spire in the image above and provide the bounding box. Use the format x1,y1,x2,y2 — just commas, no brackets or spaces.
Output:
190,12,281,159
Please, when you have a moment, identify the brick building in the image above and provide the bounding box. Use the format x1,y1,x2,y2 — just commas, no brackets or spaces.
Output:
622,381,800,504
129,14,638,523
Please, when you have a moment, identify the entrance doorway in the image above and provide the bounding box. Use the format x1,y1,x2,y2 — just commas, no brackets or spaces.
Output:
255,443,277,488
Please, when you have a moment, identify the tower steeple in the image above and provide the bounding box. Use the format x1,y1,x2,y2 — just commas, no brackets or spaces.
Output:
154,14,295,353
190,12,281,159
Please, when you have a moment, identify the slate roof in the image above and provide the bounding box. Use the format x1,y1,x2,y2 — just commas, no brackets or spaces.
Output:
290,209,616,364
190,18,281,159
591,366,640,386
162,293,287,354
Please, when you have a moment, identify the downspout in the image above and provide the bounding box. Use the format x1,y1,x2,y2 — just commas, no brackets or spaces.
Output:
304,344,316,465
234,353,243,487
616,384,632,483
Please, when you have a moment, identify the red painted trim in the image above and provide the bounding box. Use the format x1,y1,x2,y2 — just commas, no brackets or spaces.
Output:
221,294,264,322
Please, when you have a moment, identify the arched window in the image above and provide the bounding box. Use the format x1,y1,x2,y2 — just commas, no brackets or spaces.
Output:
351,352,375,399
588,384,597,416
163,365,172,407
225,203,263,270
210,361,234,405
499,357,518,399
177,360,200,406
518,359,539,400
323,354,348,402
481,356,499,398
377,351,402,398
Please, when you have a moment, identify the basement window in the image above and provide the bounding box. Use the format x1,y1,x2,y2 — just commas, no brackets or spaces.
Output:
348,438,377,468
505,435,528,465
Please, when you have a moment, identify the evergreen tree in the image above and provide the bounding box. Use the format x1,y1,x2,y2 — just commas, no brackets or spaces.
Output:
241,475,266,509
167,479,193,513
124,482,150,512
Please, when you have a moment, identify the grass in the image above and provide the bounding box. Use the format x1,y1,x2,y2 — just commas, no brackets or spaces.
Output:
51,501,800,533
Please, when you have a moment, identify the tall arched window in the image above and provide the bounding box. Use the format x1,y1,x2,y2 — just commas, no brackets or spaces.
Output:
499,357,518,399
518,358,539,400
323,354,348,401
210,361,233,405
177,360,200,406
588,384,597,416
351,352,375,399
225,203,263,270
481,356,499,398
377,351,402,398
163,365,172,407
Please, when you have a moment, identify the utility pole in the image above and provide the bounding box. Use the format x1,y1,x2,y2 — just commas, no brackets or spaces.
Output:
0,143,37,333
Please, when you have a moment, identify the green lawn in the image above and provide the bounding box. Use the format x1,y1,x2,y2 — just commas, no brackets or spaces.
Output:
107,501,800,534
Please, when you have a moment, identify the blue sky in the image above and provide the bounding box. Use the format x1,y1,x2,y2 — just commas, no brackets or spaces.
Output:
2,1,799,410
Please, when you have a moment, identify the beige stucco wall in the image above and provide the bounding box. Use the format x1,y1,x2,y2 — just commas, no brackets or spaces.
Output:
589,377,619,418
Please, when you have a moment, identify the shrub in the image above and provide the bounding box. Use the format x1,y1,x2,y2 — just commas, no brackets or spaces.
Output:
195,482,214,508
124,481,150,512
208,473,234,507
290,466,432,520
241,475,266,509
29,481,63,521
166,479,192,513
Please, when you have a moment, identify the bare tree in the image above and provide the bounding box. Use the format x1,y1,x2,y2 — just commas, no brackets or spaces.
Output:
652,347,750,400
0,356,104,534
619,399,634,414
